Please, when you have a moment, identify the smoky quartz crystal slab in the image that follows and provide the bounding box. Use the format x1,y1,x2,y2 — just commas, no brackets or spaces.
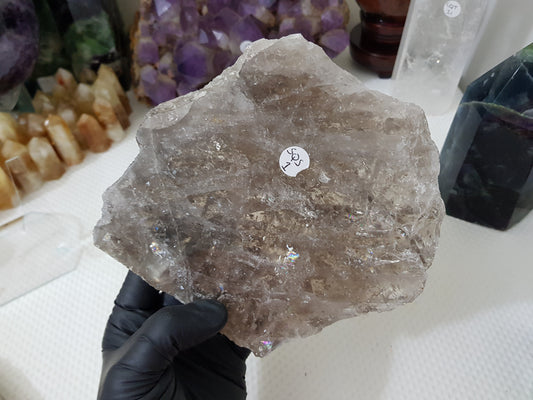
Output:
94,35,444,356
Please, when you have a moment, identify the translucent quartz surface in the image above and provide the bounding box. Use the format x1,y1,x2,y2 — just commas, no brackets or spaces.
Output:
0,213,82,305
94,35,444,356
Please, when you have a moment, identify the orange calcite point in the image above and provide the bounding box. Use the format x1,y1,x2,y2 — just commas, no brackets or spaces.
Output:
28,137,66,181
77,114,111,153
18,113,47,139
93,97,126,142
1,140,29,160
52,84,71,105
0,113,20,145
56,103,86,150
74,83,95,115
97,64,132,114
0,167,17,210
44,115,84,166
33,91,55,115
4,156,43,194
79,68,97,84
55,68,78,93
92,79,130,129
1,141,43,194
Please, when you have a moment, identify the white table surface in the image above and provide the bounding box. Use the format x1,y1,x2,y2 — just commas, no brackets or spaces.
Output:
1,50,532,400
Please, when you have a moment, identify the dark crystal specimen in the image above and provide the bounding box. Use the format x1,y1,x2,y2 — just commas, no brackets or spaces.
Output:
439,43,533,230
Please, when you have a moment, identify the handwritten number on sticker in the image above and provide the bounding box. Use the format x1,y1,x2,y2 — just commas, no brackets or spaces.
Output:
286,148,304,169
443,1,461,18
279,146,310,177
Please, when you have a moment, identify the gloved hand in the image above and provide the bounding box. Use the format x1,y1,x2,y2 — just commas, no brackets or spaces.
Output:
98,271,250,400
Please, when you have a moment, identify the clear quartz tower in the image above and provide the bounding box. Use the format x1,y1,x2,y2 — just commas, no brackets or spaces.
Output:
392,0,489,114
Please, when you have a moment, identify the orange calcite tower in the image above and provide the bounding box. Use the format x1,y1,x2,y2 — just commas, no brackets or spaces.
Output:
27,137,65,180
0,167,17,210
1,140,43,193
77,114,111,153
93,98,126,142
44,115,84,166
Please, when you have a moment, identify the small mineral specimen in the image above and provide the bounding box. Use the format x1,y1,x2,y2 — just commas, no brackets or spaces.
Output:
0,113,20,144
132,0,350,105
74,83,95,115
94,35,444,356
0,166,17,210
92,98,126,142
27,137,65,181
1,141,42,194
439,43,533,230
44,115,83,166
18,113,47,139
77,114,111,153
0,65,131,211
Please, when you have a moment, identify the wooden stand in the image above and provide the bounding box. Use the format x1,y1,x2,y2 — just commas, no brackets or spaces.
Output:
350,0,410,78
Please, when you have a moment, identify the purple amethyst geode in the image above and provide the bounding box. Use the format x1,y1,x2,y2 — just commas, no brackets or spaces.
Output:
132,0,350,105
0,0,39,94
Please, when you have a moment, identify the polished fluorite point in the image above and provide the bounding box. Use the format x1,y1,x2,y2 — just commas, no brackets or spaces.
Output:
133,0,350,105
439,43,533,230
95,35,444,356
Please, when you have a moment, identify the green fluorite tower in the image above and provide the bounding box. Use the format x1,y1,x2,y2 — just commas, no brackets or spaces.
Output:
439,43,533,230
30,0,130,90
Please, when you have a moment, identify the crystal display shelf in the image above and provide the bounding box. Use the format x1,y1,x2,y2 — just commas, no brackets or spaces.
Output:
0,50,532,400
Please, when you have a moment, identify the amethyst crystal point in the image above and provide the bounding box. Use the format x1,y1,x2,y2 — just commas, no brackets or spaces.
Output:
132,0,350,105
0,0,39,95
95,35,444,356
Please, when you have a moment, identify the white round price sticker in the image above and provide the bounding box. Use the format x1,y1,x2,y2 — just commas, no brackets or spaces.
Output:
279,146,310,177
443,1,461,18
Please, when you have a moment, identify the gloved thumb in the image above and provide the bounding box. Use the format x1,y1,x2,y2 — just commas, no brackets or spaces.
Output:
116,299,227,373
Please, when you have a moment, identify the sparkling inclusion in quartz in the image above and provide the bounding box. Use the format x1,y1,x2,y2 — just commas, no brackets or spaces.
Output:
94,35,444,356
132,0,350,105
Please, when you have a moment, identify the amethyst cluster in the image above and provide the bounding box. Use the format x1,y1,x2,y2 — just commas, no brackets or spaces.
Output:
133,0,350,105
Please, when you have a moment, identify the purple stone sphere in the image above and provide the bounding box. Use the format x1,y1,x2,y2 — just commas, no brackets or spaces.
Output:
0,0,39,94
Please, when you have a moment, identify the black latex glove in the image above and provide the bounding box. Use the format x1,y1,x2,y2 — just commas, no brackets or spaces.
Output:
98,271,250,400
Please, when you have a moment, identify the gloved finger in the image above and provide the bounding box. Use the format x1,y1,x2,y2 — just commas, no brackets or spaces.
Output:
115,270,163,311
118,300,227,373
162,293,182,306
102,271,164,351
